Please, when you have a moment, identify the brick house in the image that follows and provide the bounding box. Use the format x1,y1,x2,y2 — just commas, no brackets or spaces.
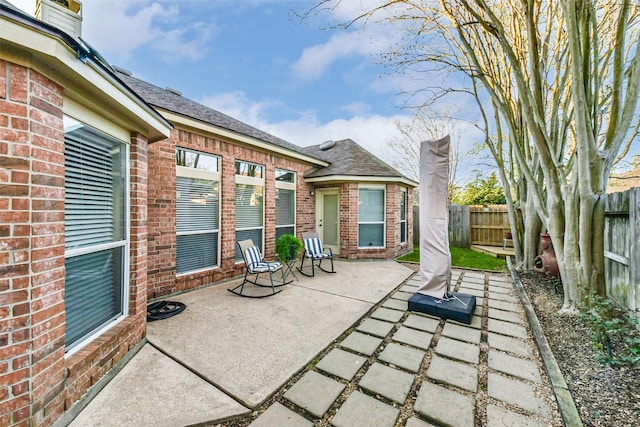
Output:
1,1,415,426
116,71,416,299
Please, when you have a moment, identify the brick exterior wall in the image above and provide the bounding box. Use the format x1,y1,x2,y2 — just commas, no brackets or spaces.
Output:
315,182,413,260
0,60,150,426
146,128,317,299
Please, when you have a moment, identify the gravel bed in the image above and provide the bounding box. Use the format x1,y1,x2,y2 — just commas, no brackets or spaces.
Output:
519,271,640,427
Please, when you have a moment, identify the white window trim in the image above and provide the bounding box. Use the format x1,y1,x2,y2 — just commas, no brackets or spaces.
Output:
357,184,386,249
176,150,222,274
275,169,296,236
64,117,130,356
400,188,407,244
235,161,265,262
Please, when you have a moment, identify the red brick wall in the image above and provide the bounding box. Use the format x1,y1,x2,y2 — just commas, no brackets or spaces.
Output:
146,128,317,298
315,182,413,261
0,60,150,426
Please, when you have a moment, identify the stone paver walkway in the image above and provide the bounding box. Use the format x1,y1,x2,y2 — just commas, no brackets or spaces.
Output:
238,270,563,426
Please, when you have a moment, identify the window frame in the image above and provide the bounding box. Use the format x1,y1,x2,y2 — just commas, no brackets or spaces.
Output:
63,114,130,355
235,160,265,262
176,148,221,275
400,188,407,244
275,168,296,239
357,184,386,249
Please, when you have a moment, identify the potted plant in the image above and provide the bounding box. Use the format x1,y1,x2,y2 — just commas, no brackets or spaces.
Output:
276,233,303,262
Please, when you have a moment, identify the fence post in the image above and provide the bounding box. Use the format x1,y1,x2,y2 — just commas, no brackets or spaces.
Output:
630,188,639,318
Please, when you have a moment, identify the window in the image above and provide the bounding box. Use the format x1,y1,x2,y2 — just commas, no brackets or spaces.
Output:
176,149,220,274
400,188,407,244
358,186,385,248
275,169,296,239
64,116,128,351
235,161,264,261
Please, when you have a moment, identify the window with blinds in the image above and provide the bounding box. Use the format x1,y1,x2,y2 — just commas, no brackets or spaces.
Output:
235,161,264,261
176,149,220,274
358,186,386,248
400,189,407,244
275,169,296,240
64,117,127,351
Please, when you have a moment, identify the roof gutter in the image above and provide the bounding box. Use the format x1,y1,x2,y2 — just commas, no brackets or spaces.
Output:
304,174,419,187
0,3,171,141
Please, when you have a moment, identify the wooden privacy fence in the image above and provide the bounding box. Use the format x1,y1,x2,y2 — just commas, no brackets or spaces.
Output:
604,188,639,318
414,204,511,247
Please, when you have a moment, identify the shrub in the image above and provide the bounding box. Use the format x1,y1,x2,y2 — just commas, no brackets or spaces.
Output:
580,294,640,367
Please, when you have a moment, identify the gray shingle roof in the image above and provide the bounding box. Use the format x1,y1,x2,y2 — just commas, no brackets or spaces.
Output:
302,139,410,181
115,71,306,155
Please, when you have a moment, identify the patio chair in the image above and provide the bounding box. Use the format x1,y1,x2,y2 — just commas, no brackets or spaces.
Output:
228,239,291,298
297,232,336,277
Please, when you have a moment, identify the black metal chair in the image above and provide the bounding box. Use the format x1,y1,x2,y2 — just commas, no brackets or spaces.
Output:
228,239,291,298
297,232,336,277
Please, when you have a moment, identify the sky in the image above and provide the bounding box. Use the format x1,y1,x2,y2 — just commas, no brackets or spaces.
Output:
10,0,639,182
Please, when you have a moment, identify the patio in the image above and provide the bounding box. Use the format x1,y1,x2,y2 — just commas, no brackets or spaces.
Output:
69,260,414,426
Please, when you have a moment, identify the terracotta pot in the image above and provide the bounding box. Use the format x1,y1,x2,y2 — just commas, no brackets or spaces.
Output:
533,233,560,278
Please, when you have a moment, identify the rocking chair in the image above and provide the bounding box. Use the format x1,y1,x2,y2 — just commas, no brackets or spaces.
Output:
228,239,291,298
297,232,336,277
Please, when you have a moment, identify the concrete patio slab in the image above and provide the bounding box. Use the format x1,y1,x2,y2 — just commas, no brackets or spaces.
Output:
293,260,412,303
147,260,413,409
69,345,249,427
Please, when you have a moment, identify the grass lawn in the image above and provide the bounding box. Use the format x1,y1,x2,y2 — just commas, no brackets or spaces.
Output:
397,246,507,271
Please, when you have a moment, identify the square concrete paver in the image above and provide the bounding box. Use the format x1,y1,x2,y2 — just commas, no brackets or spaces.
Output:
458,281,484,291
390,291,414,301
378,342,426,373
489,279,511,287
488,350,542,383
356,318,394,338
414,382,475,427
406,417,438,427
284,371,345,418
403,314,440,333
458,287,484,298
488,299,519,312
340,332,383,356
426,355,478,392
488,318,528,339
486,405,547,427
371,307,405,322
488,292,518,303
488,373,552,419
316,348,366,381
449,313,482,329
359,363,414,404
489,285,511,294
441,323,482,344
382,298,408,311
331,391,399,427
435,336,480,364
392,326,433,350
488,307,523,324
487,333,534,358
249,402,313,427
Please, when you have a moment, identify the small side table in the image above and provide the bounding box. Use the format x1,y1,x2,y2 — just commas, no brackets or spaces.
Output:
503,238,513,250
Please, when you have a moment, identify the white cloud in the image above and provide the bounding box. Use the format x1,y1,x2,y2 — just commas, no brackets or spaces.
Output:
9,0,213,63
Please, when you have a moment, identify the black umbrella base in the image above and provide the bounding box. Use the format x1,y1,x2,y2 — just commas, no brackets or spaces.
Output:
408,292,476,324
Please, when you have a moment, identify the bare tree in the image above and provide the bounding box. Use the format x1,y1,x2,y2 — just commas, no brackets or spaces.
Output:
309,0,640,312
384,112,462,201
